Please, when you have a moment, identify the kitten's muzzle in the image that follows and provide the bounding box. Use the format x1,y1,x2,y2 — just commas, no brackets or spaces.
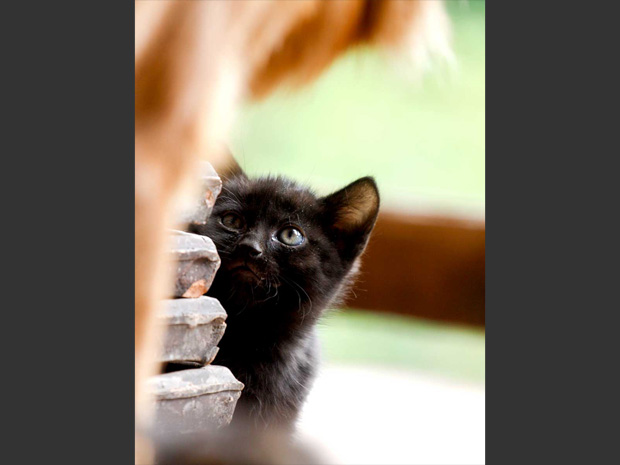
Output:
227,260,264,281
238,237,263,259
231,266,261,281
226,236,267,282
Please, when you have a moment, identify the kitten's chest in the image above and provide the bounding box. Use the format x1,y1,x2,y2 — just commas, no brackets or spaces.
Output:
216,327,320,394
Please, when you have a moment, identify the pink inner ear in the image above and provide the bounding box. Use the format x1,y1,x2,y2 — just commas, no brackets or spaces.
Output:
326,177,379,233
334,206,367,230
334,192,378,231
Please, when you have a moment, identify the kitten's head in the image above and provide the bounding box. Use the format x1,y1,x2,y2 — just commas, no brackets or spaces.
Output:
191,172,379,320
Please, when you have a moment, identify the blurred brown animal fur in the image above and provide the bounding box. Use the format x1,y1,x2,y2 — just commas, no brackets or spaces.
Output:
135,1,449,462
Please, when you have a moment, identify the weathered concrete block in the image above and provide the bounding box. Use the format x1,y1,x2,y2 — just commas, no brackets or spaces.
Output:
170,230,220,298
179,162,222,226
160,296,227,366
149,365,244,434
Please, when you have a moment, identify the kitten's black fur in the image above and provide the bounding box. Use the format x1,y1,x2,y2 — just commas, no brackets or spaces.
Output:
189,170,379,430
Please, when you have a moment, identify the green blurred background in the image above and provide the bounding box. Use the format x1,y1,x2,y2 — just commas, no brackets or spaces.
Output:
230,1,485,384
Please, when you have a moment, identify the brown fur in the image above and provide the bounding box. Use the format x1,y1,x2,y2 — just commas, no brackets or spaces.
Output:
135,1,449,462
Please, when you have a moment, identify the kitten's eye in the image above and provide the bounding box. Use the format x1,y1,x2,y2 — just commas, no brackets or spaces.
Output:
277,227,304,246
221,212,245,230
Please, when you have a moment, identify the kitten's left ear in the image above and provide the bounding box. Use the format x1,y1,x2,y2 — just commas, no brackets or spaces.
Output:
322,177,380,262
215,150,247,181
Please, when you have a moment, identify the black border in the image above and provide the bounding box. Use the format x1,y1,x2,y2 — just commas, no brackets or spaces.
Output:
485,1,612,464
5,2,135,463
7,0,612,463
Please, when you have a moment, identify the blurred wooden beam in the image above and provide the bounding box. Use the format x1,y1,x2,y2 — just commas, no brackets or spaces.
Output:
346,211,485,327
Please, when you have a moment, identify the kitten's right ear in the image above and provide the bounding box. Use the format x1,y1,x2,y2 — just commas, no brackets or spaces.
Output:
322,176,380,262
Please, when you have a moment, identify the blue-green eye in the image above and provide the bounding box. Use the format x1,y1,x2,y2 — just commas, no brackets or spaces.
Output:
277,227,304,246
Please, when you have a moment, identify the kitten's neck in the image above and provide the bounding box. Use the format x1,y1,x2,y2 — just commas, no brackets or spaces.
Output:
220,298,320,353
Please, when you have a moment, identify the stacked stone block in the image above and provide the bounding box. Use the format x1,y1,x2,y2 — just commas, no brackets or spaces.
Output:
148,163,243,435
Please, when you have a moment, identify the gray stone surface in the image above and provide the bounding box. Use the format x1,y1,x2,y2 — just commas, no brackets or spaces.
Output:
156,168,247,434
149,365,244,434
160,296,227,365
179,161,222,226
170,230,221,298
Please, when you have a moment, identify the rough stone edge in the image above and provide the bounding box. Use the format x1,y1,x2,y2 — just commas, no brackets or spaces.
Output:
170,230,220,262
149,365,244,401
161,296,227,326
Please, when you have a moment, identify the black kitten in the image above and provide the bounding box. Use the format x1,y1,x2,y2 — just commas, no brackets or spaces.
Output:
189,171,379,430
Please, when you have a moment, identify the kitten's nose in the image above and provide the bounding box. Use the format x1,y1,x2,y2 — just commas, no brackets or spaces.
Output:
239,238,263,258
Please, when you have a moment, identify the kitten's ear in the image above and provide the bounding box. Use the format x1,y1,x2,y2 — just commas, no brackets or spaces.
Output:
322,177,380,262
216,153,247,181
